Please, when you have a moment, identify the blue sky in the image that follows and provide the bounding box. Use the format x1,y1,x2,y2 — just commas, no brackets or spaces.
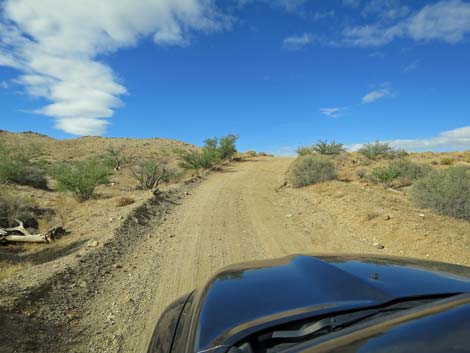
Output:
0,0,469,153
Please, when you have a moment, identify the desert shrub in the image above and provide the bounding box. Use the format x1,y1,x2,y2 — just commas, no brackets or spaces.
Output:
179,134,239,170
116,196,135,207
393,149,409,158
440,157,454,166
371,159,432,184
217,134,239,160
289,156,337,187
0,192,37,228
358,141,395,160
51,159,113,202
0,142,48,189
179,149,219,170
312,140,345,155
411,166,470,220
296,146,314,156
246,150,257,157
356,168,368,179
129,158,176,190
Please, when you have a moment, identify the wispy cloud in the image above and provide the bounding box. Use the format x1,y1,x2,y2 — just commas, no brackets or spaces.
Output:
282,33,316,50
237,0,307,13
320,107,346,118
403,60,419,73
342,0,361,8
0,0,231,136
348,126,470,152
344,0,470,47
362,83,393,103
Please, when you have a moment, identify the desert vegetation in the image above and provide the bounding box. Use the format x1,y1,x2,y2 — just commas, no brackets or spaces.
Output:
411,166,470,220
0,141,48,189
290,140,470,223
370,159,432,187
179,133,239,171
296,140,345,156
289,155,337,187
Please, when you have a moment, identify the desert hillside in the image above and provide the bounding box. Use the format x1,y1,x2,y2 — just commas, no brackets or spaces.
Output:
0,132,469,353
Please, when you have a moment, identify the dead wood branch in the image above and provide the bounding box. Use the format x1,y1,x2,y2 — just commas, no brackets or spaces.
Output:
0,219,63,243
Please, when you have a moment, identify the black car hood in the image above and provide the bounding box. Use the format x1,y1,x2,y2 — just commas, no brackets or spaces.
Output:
191,254,470,352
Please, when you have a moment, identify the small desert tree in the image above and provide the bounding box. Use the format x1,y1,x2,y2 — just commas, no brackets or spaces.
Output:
358,141,396,160
105,145,127,171
217,134,239,160
179,134,239,171
312,140,345,155
129,157,176,190
51,159,113,202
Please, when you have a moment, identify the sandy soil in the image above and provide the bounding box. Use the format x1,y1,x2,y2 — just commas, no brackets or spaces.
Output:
1,157,469,353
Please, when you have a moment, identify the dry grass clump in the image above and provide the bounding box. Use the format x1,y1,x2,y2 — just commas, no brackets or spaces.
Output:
116,196,136,207
0,191,37,228
245,150,257,157
289,155,337,187
440,157,455,165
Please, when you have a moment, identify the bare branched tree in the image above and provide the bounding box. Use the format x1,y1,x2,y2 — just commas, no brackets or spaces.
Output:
105,145,126,171
129,157,176,191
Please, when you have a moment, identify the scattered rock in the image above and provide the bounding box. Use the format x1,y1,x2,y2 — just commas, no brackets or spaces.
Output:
419,213,425,218
286,214,293,218
87,240,99,248
383,215,391,220
373,242,385,249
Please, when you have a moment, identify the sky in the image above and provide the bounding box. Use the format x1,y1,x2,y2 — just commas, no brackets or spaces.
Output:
0,0,469,154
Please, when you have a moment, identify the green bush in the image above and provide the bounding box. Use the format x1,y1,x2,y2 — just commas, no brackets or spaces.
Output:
51,159,113,202
179,149,219,170
289,156,337,187
411,166,470,220
179,134,239,170
296,146,314,156
371,159,432,184
129,158,176,190
312,140,345,155
218,134,239,160
0,142,48,189
358,141,396,160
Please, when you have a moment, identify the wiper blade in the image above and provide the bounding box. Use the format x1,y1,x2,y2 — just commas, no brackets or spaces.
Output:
272,309,378,339
271,299,429,341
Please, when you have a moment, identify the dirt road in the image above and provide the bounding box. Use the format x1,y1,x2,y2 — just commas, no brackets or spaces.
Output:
3,156,467,353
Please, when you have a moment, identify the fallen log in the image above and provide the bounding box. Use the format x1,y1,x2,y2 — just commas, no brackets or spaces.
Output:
0,219,62,243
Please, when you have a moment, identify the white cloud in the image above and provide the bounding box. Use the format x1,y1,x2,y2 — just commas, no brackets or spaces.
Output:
0,0,230,135
389,126,470,151
320,107,346,118
282,33,316,50
344,0,470,47
362,84,393,103
348,126,470,152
